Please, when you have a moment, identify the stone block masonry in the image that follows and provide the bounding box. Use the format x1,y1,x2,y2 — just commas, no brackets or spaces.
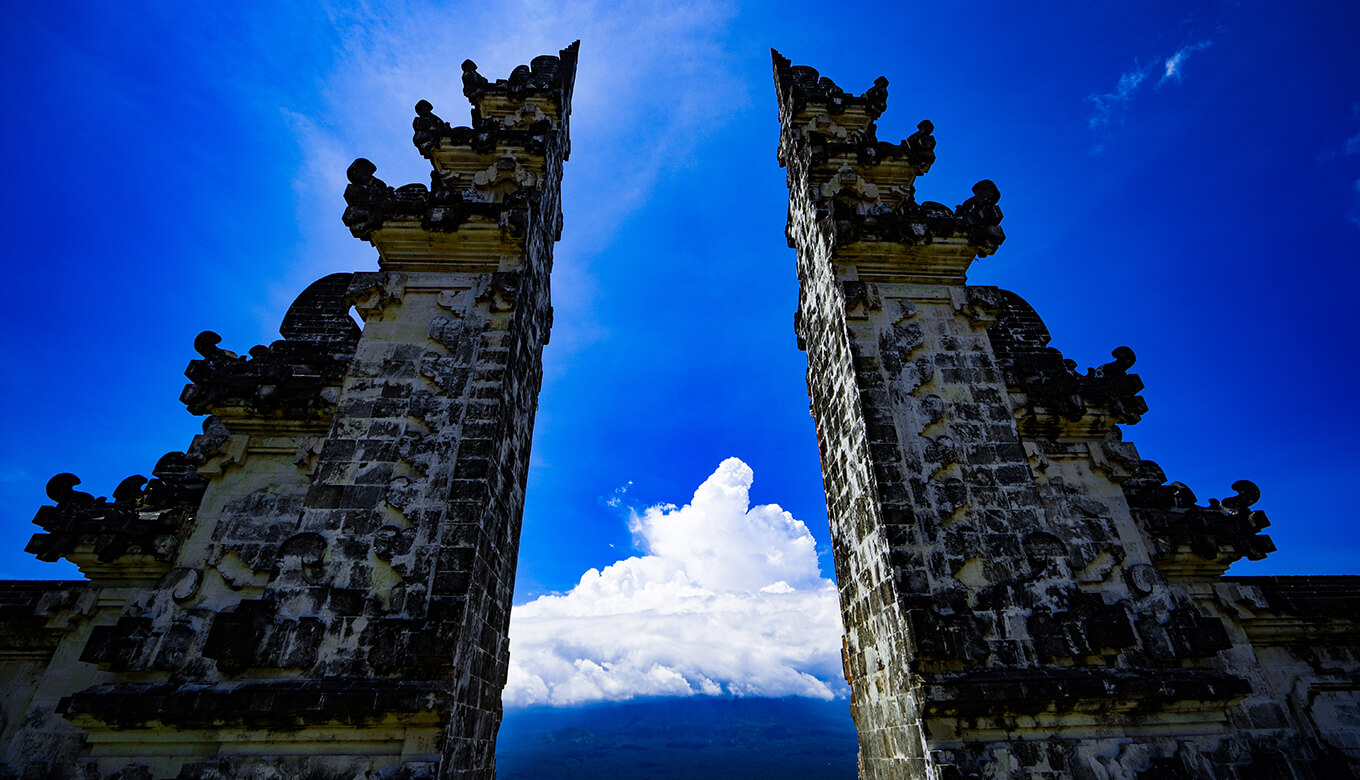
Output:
773,51,1360,779
0,43,576,779
1,42,1357,780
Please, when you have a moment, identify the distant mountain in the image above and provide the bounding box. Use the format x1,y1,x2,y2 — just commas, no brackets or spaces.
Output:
497,697,858,778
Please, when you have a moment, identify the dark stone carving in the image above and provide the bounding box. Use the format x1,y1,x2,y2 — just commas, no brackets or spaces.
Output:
342,156,533,240
980,287,1148,431
181,273,359,420
142,452,209,507
341,158,397,237
27,453,206,568
773,51,997,255
862,76,889,118
416,43,579,166
955,179,1005,252
278,532,327,584
774,51,1360,780
771,51,891,121
820,195,1000,253
815,173,1004,254
59,681,451,730
201,598,318,673
341,160,446,238
1124,462,1275,570
374,525,416,561
461,59,489,103
412,99,447,155
1224,575,1360,622
840,281,881,317
921,667,1250,718
904,119,936,171
3,43,579,780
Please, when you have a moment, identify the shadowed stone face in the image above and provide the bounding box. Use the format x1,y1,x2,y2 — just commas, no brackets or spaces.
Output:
2,42,577,780
0,45,1356,780
773,50,1360,780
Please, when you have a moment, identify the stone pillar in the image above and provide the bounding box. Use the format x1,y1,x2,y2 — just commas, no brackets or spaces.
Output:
3,43,575,780
773,52,1353,779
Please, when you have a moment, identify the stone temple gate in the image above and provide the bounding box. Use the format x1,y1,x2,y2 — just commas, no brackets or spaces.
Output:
1,44,1358,779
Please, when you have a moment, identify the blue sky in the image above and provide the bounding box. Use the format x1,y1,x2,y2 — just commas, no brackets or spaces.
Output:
2,0,1359,710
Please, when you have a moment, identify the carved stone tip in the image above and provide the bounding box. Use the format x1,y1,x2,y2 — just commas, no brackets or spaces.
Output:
414,99,433,115
461,59,478,73
1111,346,1137,368
113,475,147,503
45,473,81,503
972,179,1000,203
1226,480,1262,511
193,331,223,358
347,158,377,183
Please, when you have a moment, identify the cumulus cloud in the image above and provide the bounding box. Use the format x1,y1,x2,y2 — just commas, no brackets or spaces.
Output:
504,458,846,707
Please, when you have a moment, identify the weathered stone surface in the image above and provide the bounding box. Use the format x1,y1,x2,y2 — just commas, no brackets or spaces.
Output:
1,42,576,779
2,43,1356,780
775,50,1360,779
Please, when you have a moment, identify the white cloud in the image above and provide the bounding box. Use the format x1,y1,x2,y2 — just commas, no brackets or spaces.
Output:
605,480,633,508
1159,40,1213,86
1088,64,1151,129
504,458,847,707
1088,38,1214,132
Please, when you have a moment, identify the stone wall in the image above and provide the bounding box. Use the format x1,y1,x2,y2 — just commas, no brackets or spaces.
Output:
774,51,1360,779
0,43,576,780
1,42,1356,780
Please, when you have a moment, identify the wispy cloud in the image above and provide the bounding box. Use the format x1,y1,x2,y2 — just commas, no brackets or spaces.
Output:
1089,65,1152,129
0,467,31,485
504,458,846,707
1315,102,1360,164
1159,40,1213,86
268,0,745,368
1088,38,1215,136
604,480,633,509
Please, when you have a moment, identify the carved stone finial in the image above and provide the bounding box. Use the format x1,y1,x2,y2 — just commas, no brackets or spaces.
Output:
412,100,447,154
1222,480,1262,513
1092,346,1137,378
112,476,147,505
958,179,1002,218
46,473,95,506
183,274,360,419
347,157,378,185
343,159,396,237
278,273,362,345
462,59,489,102
863,76,889,118
193,331,238,365
905,119,936,170
956,179,1005,252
